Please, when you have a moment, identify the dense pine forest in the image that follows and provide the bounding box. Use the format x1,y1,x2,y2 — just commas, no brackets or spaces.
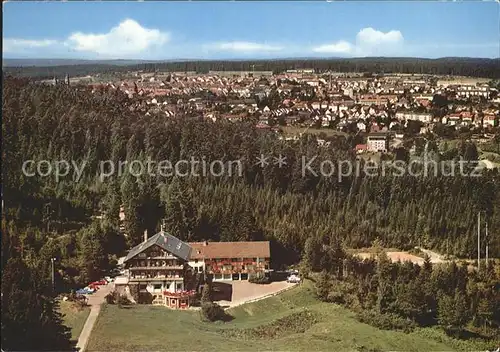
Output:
4,57,500,79
3,75,500,257
307,244,499,344
2,76,500,349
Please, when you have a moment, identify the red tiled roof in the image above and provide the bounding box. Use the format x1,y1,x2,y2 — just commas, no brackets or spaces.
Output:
188,241,270,260
417,99,431,108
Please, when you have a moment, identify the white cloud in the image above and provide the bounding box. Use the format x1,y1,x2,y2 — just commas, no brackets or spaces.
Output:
66,19,170,57
3,38,59,53
312,41,353,54
312,27,404,57
356,27,403,47
211,41,283,53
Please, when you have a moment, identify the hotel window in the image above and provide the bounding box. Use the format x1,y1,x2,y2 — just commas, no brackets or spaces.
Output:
153,284,162,290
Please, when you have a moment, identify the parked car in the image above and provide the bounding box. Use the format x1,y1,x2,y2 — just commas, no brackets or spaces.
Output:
287,274,301,283
88,283,100,290
76,288,94,295
90,280,107,286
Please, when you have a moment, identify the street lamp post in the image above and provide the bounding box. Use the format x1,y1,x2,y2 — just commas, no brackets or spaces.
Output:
51,257,56,292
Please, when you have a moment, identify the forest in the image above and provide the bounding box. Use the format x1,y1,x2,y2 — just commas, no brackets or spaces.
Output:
4,57,500,79
305,239,499,345
2,75,500,349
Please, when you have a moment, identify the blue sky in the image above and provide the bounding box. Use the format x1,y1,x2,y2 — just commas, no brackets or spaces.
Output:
3,1,499,59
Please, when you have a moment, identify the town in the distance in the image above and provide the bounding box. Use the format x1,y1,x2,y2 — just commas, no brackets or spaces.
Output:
48,67,500,155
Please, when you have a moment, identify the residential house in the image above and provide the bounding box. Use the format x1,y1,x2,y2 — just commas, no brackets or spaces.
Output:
483,113,497,127
188,241,270,281
367,132,391,152
120,231,195,309
395,112,433,123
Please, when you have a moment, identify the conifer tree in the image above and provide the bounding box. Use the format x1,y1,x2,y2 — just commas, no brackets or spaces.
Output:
2,251,72,350
316,270,331,301
437,290,469,336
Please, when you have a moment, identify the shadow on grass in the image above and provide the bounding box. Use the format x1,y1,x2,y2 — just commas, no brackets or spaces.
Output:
221,313,235,322
117,305,134,309
444,327,496,341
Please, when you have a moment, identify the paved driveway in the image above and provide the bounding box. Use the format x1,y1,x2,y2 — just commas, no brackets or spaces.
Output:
215,281,296,308
76,282,114,352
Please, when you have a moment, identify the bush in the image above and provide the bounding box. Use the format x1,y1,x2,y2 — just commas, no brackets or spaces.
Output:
201,302,226,322
356,310,417,333
67,290,77,301
201,283,212,303
129,284,139,302
249,276,271,284
109,258,118,268
105,292,116,304
74,299,89,310
117,294,131,307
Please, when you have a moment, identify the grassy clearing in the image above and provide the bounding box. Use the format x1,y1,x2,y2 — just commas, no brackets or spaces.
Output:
85,281,492,351
347,247,401,255
59,300,90,341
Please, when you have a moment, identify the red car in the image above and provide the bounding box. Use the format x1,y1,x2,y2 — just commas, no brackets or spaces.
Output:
89,279,107,286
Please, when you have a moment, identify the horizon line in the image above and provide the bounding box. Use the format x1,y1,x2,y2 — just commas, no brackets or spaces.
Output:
3,56,500,63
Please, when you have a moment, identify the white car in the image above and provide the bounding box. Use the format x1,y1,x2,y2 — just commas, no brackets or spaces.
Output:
287,274,301,283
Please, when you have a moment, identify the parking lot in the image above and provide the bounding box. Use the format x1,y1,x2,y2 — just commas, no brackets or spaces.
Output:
214,280,296,308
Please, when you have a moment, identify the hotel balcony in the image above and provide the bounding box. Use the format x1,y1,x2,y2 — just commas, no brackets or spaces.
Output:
129,265,184,270
129,275,182,281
